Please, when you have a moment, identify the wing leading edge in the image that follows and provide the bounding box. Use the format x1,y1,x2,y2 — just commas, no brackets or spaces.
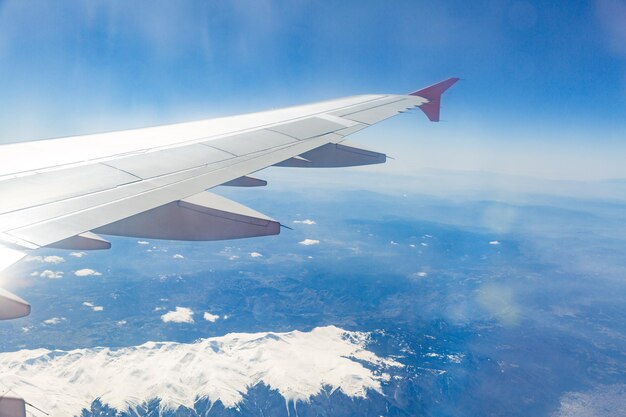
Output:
0,78,459,320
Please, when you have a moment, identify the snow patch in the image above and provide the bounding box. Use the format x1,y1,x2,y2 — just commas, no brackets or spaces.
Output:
0,326,400,417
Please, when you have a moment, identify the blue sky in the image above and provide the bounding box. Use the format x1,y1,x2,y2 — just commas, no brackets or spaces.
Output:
0,0,624,180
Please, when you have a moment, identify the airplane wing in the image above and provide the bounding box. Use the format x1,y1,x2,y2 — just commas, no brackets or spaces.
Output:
0,78,458,320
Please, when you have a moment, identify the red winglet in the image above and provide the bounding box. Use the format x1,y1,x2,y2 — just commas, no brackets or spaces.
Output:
410,77,459,122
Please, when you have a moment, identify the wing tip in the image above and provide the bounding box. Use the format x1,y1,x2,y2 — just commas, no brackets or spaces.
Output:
410,77,460,122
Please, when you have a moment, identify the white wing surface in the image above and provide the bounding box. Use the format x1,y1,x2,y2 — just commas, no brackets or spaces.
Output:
0,78,458,319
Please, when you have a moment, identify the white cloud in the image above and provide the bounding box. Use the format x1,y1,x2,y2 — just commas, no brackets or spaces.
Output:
228,255,240,260
293,219,316,225
0,326,401,417
249,252,263,258
447,354,464,364
203,312,220,322
43,317,65,325
390,241,398,245
299,239,320,246
553,384,626,417
74,268,102,277
137,241,150,245
27,255,65,264
39,270,63,279
172,254,184,259
116,320,127,326
69,252,86,258
412,272,428,278
44,255,65,264
489,240,501,245
477,284,520,326
161,307,194,323
82,302,103,312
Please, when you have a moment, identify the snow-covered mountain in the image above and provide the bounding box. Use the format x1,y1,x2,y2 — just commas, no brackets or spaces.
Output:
0,326,401,417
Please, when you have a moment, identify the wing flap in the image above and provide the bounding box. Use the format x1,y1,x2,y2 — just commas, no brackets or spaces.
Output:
0,163,140,215
207,130,295,156
268,116,348,140
103,144,234,180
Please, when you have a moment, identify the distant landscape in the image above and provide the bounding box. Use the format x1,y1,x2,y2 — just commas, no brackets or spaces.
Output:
1,169,625,417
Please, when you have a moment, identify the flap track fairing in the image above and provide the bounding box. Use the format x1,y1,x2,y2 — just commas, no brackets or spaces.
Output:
275,143,385,168
94,192,280,241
